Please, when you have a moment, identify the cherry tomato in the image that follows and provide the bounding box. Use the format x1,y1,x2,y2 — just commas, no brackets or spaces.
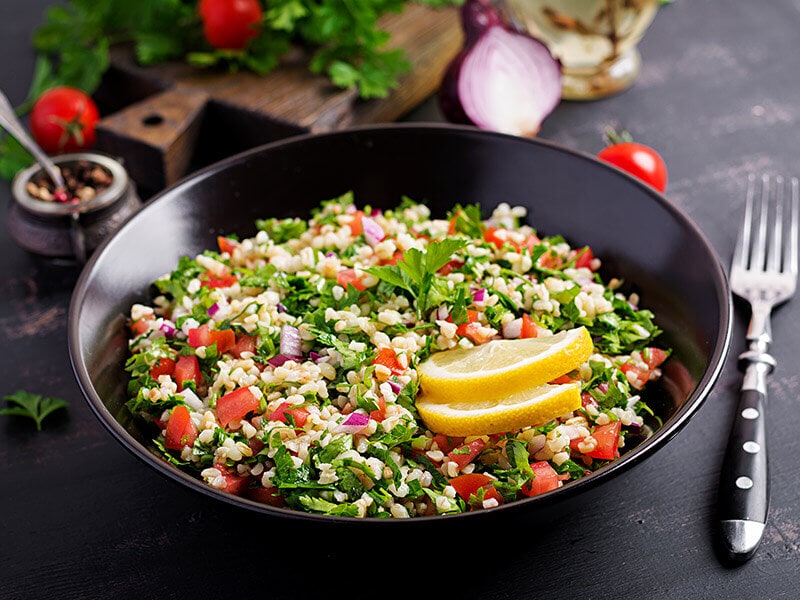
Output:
30,87,99,154
199,0,263,50
597,142,668,192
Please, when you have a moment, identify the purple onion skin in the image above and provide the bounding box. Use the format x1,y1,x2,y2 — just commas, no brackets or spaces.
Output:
460,0,504,43
438,50,472,125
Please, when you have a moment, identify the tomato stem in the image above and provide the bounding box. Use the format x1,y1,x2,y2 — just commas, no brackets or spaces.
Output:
602,125,633,147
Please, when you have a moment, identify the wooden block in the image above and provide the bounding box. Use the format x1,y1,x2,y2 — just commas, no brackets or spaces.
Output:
94,4,463,195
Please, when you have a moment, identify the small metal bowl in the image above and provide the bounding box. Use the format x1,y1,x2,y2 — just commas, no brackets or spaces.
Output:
8,152,142,263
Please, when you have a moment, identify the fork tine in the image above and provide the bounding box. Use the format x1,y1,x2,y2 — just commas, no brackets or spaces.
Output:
734,174,756,270
751,174,770,271
767,176,784,272
788,177,799,276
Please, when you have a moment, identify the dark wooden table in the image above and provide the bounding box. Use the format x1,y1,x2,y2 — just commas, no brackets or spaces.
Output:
3,1,800,599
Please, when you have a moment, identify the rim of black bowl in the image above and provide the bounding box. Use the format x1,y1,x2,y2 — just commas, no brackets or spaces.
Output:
68,122,733,525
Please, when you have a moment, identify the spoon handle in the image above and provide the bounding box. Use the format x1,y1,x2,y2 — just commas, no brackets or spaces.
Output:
0,90,65,188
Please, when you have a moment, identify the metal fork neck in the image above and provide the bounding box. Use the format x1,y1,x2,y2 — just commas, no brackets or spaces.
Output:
740,301,777,394
746,301,773,348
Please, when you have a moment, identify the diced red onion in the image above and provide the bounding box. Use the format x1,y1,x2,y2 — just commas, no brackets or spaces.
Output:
207,302,220,317
387,380,404,394
267,354,299,368
436,305,450,321
502,318,522,339
438,0,562,138
159,322,177,338
362,216,385,247
279,324,303,357
335,411,371,434
309,351,323,362
277,302,288,313
472,287,487,304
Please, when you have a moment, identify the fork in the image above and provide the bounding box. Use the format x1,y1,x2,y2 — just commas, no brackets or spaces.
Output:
718,174,799,561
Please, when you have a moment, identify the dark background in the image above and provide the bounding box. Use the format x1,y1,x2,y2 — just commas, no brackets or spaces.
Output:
2,1,800,598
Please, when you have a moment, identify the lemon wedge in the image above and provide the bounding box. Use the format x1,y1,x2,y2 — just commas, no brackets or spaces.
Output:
417,326,593,403
416,382,582,436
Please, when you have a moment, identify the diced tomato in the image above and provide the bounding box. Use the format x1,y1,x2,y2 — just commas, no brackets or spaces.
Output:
643,347,668,370
248,485,285,507
456,322,493,345
129,313,154,335
248,437,265,455
581,392,599,409
522,233,540,254
574,246,595,270
164,405,198,450
620,362,650,390
438,259,463,275
336,268,367,291
174,355,202,392
447,438,486,469
586,420,622,460
550,373,579,384
485,227,538,254
521,313,538,339
268,401,309,428
433,433,464,454
483,227,507,250
369,397,387,422
217,387,260,427
371,347,405,375
447,215,458,235
384,250,404,266
217,236,238,255
150,357,176,379
348,210,365,237
450,472,503,505
520,461,563,497
187,324,235,353
230,334,257,358
201,270,238,289
216,467,251,496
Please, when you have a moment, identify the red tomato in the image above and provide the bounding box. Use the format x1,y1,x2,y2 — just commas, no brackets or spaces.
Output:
371,347,405,375
30,87,99,154
348,210,365,237
187,324,236,354
438,259,463,275
643,347,668,370
450,473,503,505
217,387,260,427
432,433,464,454
521,313,538,339
586,420,622,460
456,322,493,345
217,236,238,254
269,401,309,428
574,246,595,270
174,355,202,391
248,485,285,507
199,0,262,50
164,405,198,450
230,334,257,358
214,465,251,496
369,397,387,422
447,438,486,469
550,373,579,384
336,268,367,291
520,461,563,497
201,271,238,289
150,357,176,379
597,142,668,192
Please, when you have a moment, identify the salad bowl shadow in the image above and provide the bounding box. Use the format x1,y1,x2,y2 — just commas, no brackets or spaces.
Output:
68,123,731,525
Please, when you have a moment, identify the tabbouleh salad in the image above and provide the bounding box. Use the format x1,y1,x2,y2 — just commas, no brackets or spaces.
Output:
125,193,669,518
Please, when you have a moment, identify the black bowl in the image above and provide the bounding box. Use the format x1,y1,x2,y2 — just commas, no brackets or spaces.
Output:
68,123,731,524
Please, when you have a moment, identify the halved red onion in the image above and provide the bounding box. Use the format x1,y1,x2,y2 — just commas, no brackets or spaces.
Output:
362,216,385,247
279,324,303,357
334,411,371,434
438,0,561,137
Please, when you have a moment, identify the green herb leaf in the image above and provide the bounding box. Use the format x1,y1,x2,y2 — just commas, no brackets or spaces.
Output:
1,390,68,431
